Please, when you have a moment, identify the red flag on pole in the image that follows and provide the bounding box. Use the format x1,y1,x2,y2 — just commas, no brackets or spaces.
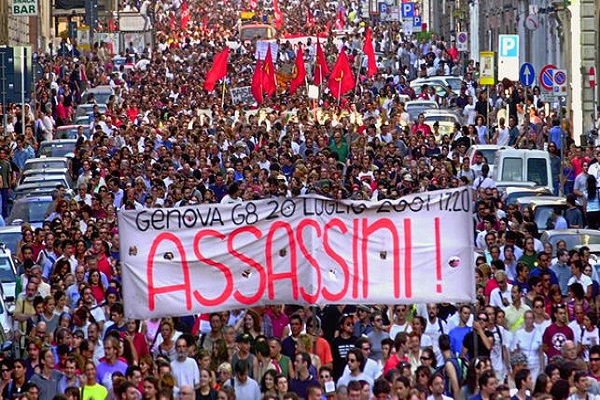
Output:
204,48,229,92
262,45,277,97
251,61,264,104
328,48,354,99
363,27,378,77
334,9,344,30
273,0,283,30
313,39,329,85
290,46,306,95
169,12,175,31
305,9,314,27
180,0,190,30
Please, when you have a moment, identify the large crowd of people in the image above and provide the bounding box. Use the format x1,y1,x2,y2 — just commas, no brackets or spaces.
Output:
2,0,600,399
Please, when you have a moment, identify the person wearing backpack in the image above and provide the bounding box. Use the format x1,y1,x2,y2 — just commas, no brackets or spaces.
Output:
438,334,464,400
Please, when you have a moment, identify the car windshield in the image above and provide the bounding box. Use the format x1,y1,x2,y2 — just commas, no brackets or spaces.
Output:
6,200,52,224
546,233,600,249
0,232,21,254
478,149,499,165
0,256,15,284
25,160,68,171
39,142,76,158
424,115,456,123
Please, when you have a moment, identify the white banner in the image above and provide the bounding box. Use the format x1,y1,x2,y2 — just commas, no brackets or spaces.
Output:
230,86,255,105
118,188,475,319
255,41,278,61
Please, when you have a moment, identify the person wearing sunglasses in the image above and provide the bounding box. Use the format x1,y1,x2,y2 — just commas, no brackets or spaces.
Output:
331,314,357,382
461,313,494,360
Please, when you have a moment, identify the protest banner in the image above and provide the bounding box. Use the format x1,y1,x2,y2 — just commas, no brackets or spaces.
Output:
255,41,278,61
118,188,475,318
230,86,255,105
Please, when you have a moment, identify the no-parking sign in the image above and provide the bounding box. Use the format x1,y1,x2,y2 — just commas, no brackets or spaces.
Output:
553,69,567,93
457,32,468,52
539,64,557,91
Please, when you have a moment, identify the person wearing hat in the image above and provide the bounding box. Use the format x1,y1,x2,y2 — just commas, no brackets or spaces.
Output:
231,334,256,380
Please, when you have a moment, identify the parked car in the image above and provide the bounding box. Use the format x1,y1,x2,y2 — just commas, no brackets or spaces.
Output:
55,125,90,140
502,186,553,206
422,110,462,140
540,229,600,251
18,168,72,186
493,148,554,193
410,75,464,93
6,196,53,227
0,293,12,341
81,85,114,105
0,246,18,308
516,196,583,232
0,226,24,255
74,103,108,118
23,157,69,173
404,100,439,122
38,139,77,159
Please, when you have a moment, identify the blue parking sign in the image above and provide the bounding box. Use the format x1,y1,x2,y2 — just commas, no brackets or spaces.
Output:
401,2,414,18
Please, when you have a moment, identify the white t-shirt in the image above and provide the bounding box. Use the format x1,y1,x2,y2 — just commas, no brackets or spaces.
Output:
171,357,200,388
568,274,593,293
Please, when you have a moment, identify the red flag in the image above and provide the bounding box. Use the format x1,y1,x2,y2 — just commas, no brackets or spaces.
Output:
290,46,306,94
251,61,264,104
334,9,344,30
204,48,229,92
273,0,283,30
180,0,190,30
305,9,314,27
363,27,378,77
328,48,354,99
262,46,277,97
313,39,329,85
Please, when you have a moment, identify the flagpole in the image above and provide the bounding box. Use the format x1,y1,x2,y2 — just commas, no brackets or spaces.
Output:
337,76,342,107
221,80,226,108
354,54,363,100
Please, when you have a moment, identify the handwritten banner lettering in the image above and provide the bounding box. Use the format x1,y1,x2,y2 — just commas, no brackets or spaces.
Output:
118,188,475,319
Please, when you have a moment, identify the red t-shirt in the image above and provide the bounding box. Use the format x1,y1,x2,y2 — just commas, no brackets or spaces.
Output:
542,323,574,358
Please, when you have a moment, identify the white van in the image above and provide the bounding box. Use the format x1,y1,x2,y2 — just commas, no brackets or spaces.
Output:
492,148,554,193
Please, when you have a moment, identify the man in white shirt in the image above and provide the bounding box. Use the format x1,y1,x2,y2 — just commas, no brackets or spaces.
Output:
489,271,513,309
170,337,200,389
568,261,593,299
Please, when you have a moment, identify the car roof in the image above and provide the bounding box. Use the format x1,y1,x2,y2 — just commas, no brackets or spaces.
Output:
516,196,566,206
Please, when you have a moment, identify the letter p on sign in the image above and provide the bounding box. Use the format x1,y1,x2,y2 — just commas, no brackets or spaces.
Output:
499,35,518,58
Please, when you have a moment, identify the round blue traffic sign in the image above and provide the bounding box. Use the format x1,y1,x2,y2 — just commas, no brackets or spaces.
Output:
519,63,535,87
458,32,467,43
554,71,566,86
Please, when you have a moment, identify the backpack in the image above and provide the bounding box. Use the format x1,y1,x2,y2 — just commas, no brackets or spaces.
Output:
437,355,468,397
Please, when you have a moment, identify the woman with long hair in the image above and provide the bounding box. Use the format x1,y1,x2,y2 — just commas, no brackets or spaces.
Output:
87,269,105,305
586,174,600,229
210,339,230,372
236,310,262,339
260,370,278,397
196,368,217,400
80,360,108,400
139,354,155,378
154,319,178,361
